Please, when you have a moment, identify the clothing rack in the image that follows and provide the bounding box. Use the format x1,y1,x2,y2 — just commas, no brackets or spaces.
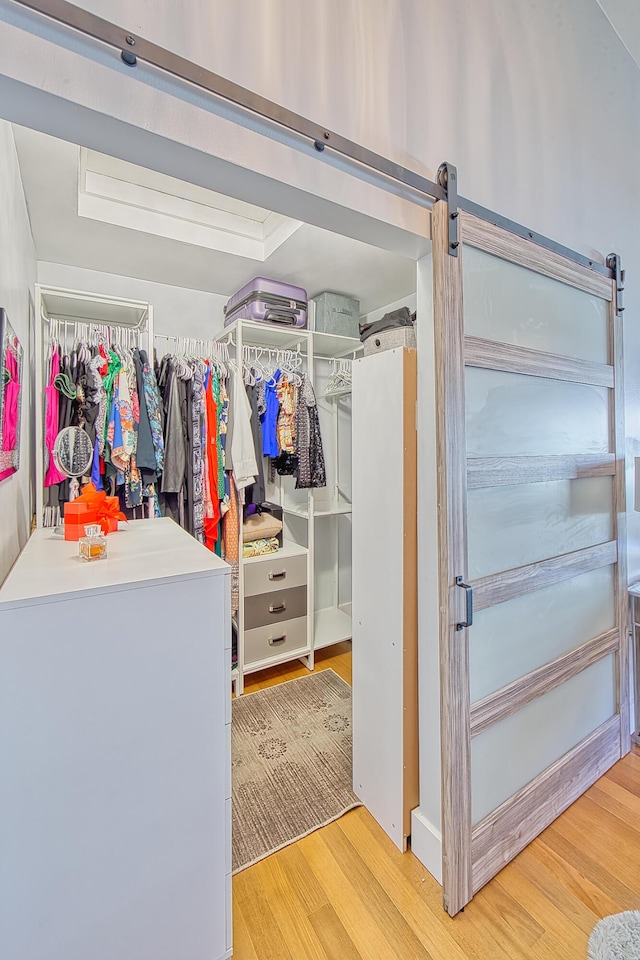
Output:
155,333,230,362
43,314,146,354
240,344,304,385
35,285,154,529
324,357,352,398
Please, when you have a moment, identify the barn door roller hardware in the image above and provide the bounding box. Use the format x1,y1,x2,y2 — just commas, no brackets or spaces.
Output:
606,253,625,316
437,162,459,257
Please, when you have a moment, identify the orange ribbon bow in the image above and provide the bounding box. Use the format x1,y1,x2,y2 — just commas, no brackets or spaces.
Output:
77,483,128,534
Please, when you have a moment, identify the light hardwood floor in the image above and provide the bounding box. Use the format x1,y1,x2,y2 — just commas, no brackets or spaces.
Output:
233,643,640,959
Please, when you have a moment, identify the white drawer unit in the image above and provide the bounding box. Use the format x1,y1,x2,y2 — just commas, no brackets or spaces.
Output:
244,551,307,597
244,617,309,667
236,542,311,690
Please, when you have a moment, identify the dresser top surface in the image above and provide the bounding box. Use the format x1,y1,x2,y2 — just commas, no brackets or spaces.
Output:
0,518,228,609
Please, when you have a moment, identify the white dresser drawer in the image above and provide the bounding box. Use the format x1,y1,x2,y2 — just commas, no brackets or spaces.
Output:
244,552,307,597
244,617,308,666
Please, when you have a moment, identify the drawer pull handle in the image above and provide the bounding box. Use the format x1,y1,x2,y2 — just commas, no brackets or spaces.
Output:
269,602,287,614
268,635,287,646
269,571,287,581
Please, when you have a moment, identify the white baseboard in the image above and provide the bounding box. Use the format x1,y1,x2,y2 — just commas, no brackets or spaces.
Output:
410,808,442,885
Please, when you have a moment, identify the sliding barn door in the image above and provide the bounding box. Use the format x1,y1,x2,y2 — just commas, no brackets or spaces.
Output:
433,201,628,916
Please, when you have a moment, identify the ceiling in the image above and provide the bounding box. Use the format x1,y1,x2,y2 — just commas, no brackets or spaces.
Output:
595,0,640,69
12,124,416,315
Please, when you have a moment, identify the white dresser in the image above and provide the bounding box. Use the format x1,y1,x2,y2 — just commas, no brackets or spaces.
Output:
0,518,232,960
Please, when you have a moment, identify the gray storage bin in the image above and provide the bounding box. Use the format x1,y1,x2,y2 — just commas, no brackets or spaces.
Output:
364,326,416,356
313,291,360,337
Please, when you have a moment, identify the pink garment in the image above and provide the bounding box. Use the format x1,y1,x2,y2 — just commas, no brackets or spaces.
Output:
44,349,66,486
0,346,19,481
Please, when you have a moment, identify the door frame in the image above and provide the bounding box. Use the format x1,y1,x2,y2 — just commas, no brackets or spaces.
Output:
433,199,629,916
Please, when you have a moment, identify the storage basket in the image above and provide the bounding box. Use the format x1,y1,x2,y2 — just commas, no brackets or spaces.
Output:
363,326,416,356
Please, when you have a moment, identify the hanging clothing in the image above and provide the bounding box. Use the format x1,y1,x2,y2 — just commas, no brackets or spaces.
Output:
295,374,326,489
133,348,157,483
261,370,280,458
276,373,296,454
0,344,20,481
191,361,205,544
160,360,186,496
44,349,67,488
245,382,265,505
139,349,165,475
203,366,221,549
229,368,257,492
223,474,240,616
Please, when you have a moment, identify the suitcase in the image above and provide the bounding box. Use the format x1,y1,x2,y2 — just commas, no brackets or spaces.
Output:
224,277,307,328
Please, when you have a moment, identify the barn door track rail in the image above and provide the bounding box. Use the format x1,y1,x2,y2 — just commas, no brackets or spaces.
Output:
7,0,615,280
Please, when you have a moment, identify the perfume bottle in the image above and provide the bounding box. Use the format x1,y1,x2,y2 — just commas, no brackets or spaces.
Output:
78,524,107,562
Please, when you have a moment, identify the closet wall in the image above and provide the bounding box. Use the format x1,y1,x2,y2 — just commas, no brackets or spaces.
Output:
0,120,36,584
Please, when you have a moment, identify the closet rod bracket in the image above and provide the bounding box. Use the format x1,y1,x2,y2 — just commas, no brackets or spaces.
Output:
437,161,459,257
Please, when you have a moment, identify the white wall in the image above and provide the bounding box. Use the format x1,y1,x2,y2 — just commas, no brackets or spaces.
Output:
0,119,36,585
2,0,640,883
37,262,228,340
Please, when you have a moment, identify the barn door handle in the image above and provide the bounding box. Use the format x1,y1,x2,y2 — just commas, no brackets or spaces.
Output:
455,577,473,631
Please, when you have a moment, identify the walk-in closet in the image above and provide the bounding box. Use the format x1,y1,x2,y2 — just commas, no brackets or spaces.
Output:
1,120,421,960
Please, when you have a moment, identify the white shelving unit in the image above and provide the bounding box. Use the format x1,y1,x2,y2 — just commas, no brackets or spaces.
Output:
216,316,361,692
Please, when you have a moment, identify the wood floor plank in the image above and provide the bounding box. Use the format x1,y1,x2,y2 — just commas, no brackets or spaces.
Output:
297,826,405,960
345,806,529,960
308,903,364,960
540,824,640,913
604,753,640,797
254,856,328,960
587,782,640,833
337,810,471,960
528,836,624,918
503,844,601,937
232,898,260,960
472,882,544,948
493,859,592,958
590,774,640,817
556,795,640,888
320,819,435,960
274,843,330,916
234,867,296,960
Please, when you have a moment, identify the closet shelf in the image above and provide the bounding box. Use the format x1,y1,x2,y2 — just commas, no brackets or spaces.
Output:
217,318,310,352
282,502,352,519
215,319,362,359
243,541,308,563
312,330,362,359
314,607,353,650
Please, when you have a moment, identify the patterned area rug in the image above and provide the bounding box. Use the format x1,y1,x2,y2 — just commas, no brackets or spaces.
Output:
232,669,361,873
588,911,640,958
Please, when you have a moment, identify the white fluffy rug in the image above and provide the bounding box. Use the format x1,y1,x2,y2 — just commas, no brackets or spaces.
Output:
588,912,640,959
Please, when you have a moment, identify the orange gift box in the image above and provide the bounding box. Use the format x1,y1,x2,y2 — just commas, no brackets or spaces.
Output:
72,484,127,535
63,502,98,541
